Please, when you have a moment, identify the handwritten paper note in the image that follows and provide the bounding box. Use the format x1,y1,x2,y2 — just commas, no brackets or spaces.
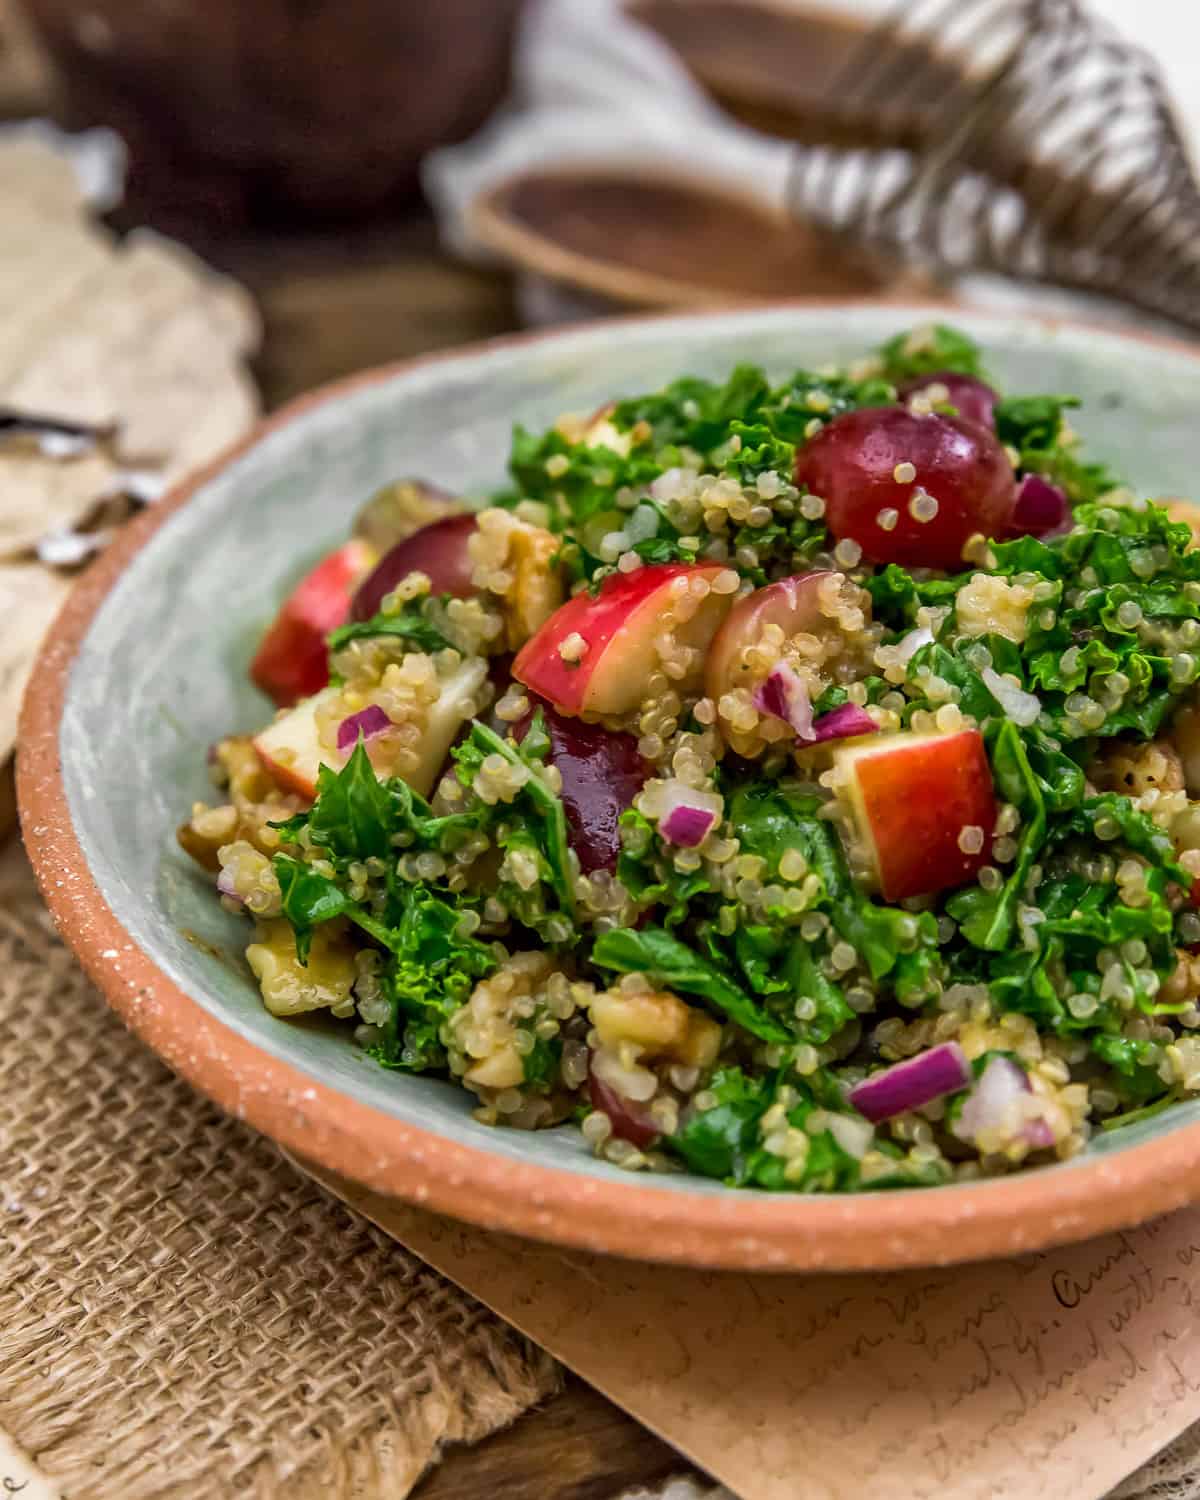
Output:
0,1429,62,1500
303,1163,1200,1500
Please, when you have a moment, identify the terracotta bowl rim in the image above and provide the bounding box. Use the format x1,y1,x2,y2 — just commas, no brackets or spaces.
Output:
19,300,1200,1272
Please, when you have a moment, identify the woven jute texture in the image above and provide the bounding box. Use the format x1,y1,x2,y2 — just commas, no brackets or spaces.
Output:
6,827,1200,1500
0,842,560,1500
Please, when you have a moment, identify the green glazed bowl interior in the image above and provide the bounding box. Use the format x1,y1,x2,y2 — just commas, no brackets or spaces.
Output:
25,304,1200,1269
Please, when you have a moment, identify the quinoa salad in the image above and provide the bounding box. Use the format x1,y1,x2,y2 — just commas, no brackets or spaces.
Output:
179,322,1200,1193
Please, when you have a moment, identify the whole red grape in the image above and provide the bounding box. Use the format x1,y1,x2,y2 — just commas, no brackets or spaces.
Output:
899,370,999,431
795,407,1016,570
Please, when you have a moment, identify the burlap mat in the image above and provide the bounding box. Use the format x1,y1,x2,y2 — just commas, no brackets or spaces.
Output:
7,825,1200,1500
0,841,560,1499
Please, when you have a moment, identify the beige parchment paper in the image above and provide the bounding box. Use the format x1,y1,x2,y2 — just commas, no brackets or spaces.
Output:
0,1429,63,1500
305,1163,1200,1500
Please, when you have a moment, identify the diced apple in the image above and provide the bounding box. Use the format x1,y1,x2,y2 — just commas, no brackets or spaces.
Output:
410,656,489,795
583,402,634,456
464,508,565,650
253,687,340,799
252,659,489,802
705,571,832,701
350,513,478,622
250,540,376,708
835,729,997,901
555,401,637,455
511,562,734,717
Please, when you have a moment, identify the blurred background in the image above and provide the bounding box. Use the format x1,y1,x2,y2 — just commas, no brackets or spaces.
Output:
0,0,1194,408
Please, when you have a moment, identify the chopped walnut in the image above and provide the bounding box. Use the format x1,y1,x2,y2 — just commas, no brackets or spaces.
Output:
1172,701,1200,797
246,919,358,1017
1091,739,1184,798
468,508,564,649
1161,948,1200,1008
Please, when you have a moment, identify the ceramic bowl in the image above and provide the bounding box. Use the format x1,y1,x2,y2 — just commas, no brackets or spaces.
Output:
21,303,1200,1271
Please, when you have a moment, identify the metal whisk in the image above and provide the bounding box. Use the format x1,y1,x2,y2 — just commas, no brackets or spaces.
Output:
787,0,1200,330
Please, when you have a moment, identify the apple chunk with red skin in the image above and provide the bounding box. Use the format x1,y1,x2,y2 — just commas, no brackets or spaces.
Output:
252,686,341,799
250,539,376,708
512,562,734,716
253,657,487,801
835,729,997,901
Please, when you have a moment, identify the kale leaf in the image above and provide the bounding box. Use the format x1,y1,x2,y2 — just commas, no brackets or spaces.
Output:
994,393,1121,503
667,1066,771,1180
947,722,1047,952
590,926,795,1043
327,607,454,656
273,855,392,962
617,807,714,928
373,885,497,1070
877,323,984,381
726,780,937,981
307,740,396,861
453,714,576,921
611,364,771,451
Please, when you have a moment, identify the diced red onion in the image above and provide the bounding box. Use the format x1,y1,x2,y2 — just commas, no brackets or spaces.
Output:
982,666,1041,727
654,778,723,847
896,625,933,664
954,1055,1055,1150
1010,473,1070,539
1026,1117,1056,1149
848,1041,971,1123
660,804,718,847
810,703,878,743
336,704,391,751
216,867,245,906
753,662,814,740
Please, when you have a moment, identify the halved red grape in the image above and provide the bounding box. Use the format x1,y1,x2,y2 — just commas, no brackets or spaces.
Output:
795,407,1016,570
588,1069,659,1148
351,513,478,621
899,370,999,431
515,699,648,874
705,571,831,703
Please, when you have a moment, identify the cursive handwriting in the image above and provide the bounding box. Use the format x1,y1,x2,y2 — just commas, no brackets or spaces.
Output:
745,1215,1200,1497
1051,1233,1147,1309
